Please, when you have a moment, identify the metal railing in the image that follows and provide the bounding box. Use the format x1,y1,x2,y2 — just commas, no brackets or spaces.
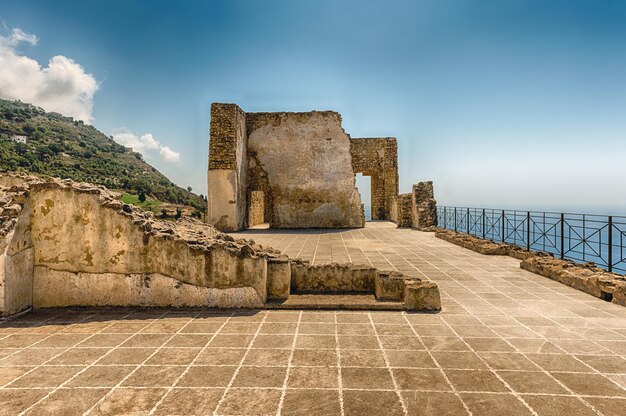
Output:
437,206,626,274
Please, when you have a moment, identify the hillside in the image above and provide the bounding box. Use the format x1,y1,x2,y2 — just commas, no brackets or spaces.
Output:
0,98,206,217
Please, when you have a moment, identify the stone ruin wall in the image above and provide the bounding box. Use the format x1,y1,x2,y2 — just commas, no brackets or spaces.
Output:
350,138,398,221
207,103,248,232
412,181,437,230
1,173,441,316
207,102,436,231
1,174,273,315
246,111,364,229
395,182,437,230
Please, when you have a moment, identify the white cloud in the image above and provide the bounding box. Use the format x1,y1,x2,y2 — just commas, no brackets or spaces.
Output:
112,130,181,163
112,132,159,153
0,28,98,123
159,145,180,162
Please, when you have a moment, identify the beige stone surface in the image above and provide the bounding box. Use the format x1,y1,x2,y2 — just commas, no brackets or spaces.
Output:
266,258,291,300
247,111,363,228
32,268,262,308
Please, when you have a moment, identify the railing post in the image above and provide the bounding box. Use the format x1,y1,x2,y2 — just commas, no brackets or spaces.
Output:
560,213,565,260
608,216,613,272
527,211,531,251
482,208,486,239
501,210,505,243
467,208,470,235
443,207,447,229
454,207,457,232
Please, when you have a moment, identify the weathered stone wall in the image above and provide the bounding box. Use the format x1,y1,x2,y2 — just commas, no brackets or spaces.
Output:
246,111,364,228
394,181,438,230
0,190,34,316
207,103,248,232
350,138,398,220
412,181,437,230
207,103,409,230
396,193,413,227
30,183,269,308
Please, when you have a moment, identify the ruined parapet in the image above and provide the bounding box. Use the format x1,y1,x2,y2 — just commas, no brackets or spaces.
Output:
350,138,399,220
521,255,626,306
412,181,437,230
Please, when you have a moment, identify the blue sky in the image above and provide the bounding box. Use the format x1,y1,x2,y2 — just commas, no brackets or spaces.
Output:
1,0,626,214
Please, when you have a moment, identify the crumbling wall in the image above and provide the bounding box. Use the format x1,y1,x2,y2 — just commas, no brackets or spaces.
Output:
0,186,34,316
412,181,437,230
29,181,270,308
208,103,248,232
247,111,364,228
394,181,438,229
350,138,398,220
396,193,413,227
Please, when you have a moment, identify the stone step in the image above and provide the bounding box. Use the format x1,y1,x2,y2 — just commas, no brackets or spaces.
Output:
265,294,404,310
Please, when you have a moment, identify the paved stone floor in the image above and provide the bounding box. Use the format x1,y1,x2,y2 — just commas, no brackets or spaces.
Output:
0,222,625,415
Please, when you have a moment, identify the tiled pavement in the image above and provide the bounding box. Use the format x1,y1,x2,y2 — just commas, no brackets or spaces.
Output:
0,223,624,415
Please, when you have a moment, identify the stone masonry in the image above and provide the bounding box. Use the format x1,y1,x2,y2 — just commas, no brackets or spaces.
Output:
208,103,409,231
350,138,399,220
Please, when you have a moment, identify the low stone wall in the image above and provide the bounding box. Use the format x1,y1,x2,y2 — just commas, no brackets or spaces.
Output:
435,228,626,306
290,262,441,311
291,262,377,293
521,255,626,306
1,172,442,315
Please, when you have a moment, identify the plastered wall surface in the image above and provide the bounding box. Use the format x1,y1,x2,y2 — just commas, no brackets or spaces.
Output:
246,111,363,228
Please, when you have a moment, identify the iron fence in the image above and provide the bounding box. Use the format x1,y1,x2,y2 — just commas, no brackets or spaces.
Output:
437,206,626,274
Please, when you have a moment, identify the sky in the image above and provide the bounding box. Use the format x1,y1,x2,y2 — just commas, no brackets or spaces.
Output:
1,0,626,215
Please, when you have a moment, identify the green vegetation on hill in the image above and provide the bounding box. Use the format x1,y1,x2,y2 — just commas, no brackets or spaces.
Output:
0,98,206,216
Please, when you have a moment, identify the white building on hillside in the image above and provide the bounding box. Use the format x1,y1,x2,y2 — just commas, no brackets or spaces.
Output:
10,135,27,144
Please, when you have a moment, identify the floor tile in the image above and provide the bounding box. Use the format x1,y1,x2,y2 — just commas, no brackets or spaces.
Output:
343,390,404,416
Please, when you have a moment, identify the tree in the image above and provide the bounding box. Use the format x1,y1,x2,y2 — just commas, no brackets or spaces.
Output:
138,191,146,203
187,186,192,192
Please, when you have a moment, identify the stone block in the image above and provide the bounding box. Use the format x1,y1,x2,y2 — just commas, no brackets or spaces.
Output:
374,270,405,301
291,262,376,293
267,257,291,300
403,281,441,311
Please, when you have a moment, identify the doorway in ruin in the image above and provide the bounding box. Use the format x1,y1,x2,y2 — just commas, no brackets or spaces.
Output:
247,190,269,229
355,173,372,221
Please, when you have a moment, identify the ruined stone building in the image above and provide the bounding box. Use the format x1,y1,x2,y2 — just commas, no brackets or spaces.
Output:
208,103,433,232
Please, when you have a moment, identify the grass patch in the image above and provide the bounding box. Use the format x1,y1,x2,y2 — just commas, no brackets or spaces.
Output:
121,193,162,209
